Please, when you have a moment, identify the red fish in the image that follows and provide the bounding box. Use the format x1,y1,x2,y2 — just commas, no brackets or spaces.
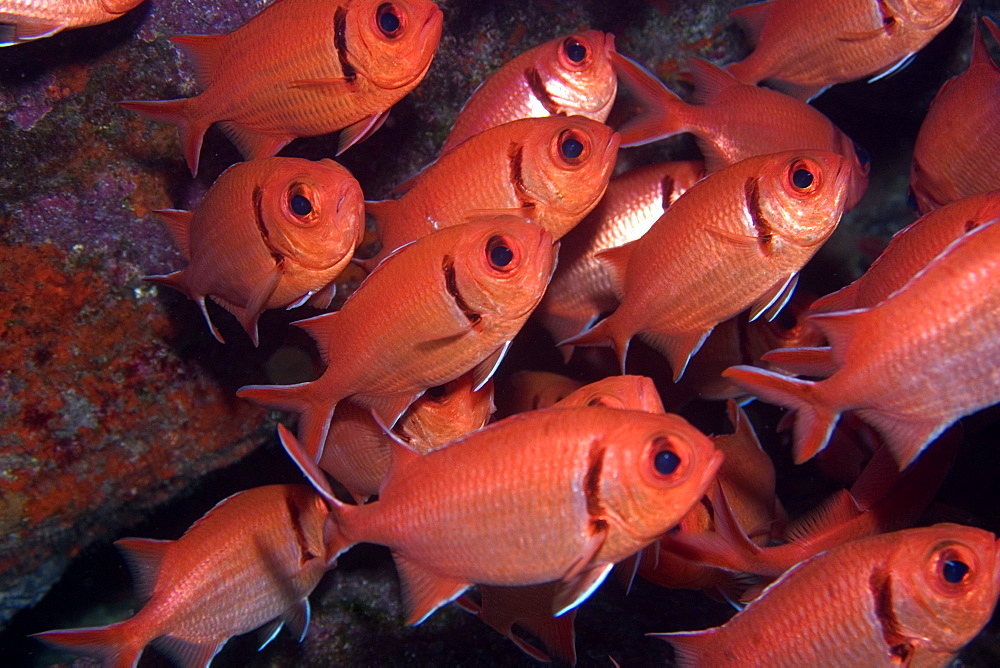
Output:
537,160,703,350
318,373,495,503
810,190,1000,315
361,115,620,270
148,157,365,345
654,524,1000,667
500,370,585,416
121,0,444,175
0,0,144,45
281,404,723,625
238,217,557,461
457,374,666,663
563,150,850,381
724,219,1000,467
612,54,869,208
910,18,1000,214
34,484,330,667
441,30,618,153
725,0,962,101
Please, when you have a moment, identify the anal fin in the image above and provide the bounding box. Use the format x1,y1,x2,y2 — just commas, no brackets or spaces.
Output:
392,553,470,625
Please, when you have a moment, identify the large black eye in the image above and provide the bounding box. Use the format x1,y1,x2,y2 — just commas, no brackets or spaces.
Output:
653,438,681,475
563,37,587,63
942,559,969,584
377,3,401,36
290,193,312,216
792,168,814,190
559,131,585,161
487,235,515,269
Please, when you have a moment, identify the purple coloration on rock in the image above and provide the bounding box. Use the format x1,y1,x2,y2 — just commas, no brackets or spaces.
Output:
2,75,56,130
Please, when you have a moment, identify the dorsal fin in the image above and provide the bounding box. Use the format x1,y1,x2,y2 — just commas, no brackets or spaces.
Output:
151,209,193,259
594,241,634,301
170,34,227,88
728,0,772,48
687,57,740,105
114,538,171,602
783,488,861,544
292,311,338,365
809,307,870,360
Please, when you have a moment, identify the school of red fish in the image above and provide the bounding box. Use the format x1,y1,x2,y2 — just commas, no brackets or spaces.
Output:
18,0,1000,665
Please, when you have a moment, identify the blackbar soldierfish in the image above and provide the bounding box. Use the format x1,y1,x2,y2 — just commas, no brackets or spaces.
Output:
148,157,365,346
442,30,618,153
563,150,850,381
239,217,557,461
725,0,962,101
121,0,443,175
35,485,330,667
0,0,144,46
910,17,1000,214
655,524,1000,668
612,54,869,209
362,115,619,270
537,161,703,350
281,405,722,625
725,218,1000,468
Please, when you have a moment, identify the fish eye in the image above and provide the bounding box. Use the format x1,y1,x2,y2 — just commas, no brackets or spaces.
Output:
557,129,588,163
290,193,312,216
376,3,402,37
942,559,969,584
651,436,682,476
792,167,814,190
563,37,588,64
486,235,516,271
424,384,447,400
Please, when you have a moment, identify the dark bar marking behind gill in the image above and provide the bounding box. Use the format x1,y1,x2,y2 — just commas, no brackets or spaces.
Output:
868,568,913,662
334,8,357,83
745,177,774,256
508,143,535,210
584,441,608,534
286,495,318,564
524,67,561,115
443,256,482,324
254,186,285,265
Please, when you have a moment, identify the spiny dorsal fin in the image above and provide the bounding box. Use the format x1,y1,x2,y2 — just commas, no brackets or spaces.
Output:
114,538,171,602
170,34,227,89
687,57,740,106
152,209,193,259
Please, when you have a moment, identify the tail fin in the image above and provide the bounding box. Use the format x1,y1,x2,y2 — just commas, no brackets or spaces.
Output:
558,315,631,373
33,623,142,668
237,381,337,462
650,626,718,668
722,366,839,463
610,52,689,147
120,98,207,177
